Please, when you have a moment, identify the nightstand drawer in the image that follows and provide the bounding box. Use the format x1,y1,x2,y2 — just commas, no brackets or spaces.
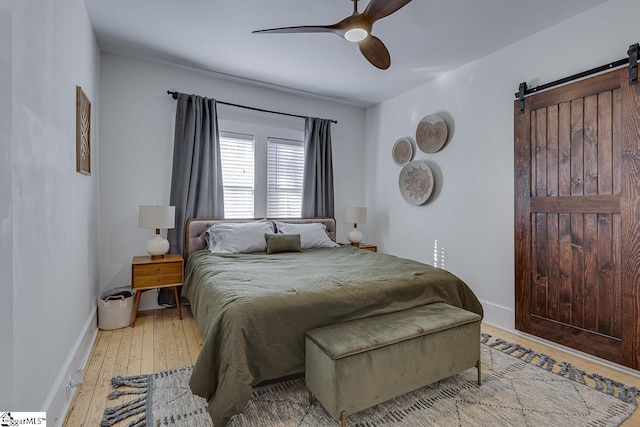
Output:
352,243,377,252
133,273,183,288
133,262,182,277
130,254,184,327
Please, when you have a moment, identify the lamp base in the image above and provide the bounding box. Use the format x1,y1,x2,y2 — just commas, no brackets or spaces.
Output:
348,229,363,245
147,234,170,258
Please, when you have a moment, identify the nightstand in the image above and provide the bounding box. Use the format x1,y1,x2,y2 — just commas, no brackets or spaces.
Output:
131,253,184,327
352,243,377,252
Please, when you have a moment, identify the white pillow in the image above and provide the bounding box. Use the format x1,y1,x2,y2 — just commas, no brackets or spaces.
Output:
274,222,339,249
207,220,274,254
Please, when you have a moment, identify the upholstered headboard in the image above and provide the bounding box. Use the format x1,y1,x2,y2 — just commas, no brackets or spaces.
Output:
185,217,337,259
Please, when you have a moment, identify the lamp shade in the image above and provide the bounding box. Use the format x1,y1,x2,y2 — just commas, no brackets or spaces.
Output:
345,207,367,225
138,205,175,229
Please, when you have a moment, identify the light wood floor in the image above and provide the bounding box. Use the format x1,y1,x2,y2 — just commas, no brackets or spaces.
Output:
63,308,640,426
63,308,202,427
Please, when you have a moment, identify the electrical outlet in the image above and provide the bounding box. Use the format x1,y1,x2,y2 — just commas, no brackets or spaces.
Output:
70,369,84,387
65,369,84,400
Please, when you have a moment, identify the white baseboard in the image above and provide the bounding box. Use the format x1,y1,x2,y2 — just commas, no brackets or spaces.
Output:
478,298,514,330
41,306,98,427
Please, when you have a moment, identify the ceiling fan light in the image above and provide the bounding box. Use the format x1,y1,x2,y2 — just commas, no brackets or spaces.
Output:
344,28,368,42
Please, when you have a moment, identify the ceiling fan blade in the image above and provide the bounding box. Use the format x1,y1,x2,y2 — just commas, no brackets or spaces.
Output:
253,25,339,35
363,0,413,22
358,35,391,69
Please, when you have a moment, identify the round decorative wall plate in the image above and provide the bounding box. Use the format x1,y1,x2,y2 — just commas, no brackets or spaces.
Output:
398,161,434,205
416,114,448,153
392,137,415,165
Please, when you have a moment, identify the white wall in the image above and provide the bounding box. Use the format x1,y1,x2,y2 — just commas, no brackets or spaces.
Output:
0,0,12,411
365,0,640,329
9,0,100,422
98,54,366,310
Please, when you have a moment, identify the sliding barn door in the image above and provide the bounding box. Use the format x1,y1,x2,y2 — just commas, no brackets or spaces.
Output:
515,67,640,369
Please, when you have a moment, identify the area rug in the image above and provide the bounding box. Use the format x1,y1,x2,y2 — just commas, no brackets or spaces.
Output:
101,334,638,426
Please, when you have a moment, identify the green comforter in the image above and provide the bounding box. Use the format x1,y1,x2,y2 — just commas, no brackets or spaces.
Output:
182,245,483,426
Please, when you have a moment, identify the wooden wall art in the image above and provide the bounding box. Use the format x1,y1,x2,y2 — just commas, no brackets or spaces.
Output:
76,86,91,175
398,160,434,205
416,114,448,153
392,137,415,165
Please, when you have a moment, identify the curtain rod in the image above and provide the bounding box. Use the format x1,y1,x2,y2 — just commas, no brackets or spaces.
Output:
167,91,337,124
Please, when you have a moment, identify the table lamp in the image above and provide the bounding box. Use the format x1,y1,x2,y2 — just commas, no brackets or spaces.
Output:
345,206,367,245
138,205,175,259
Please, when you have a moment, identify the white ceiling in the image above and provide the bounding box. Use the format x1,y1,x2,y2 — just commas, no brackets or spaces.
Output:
85,0,609,107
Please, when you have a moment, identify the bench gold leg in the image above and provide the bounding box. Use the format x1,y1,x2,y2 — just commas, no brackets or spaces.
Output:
341,411,346,427
476,359,482,385
308,391,314,405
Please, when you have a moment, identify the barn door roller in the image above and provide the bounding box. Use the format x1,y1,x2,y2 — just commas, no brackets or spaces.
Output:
517,82,527,115
628,43,638,85
516,43,639,114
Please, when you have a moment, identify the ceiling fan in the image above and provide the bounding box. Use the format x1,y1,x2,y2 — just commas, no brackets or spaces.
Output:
252,0,413,70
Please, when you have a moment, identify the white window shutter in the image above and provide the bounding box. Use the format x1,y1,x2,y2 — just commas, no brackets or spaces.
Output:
267,138,304,218
220,134,255,218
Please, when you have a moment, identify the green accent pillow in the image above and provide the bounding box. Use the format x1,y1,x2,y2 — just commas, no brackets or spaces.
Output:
265,233,302,254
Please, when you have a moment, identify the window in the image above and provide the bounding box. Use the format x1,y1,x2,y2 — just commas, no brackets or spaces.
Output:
218,127,305,219
219,133,255,218
267,138,304,217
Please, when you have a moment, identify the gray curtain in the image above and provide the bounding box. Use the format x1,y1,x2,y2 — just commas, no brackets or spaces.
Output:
302,117,335,217
161,93,224,306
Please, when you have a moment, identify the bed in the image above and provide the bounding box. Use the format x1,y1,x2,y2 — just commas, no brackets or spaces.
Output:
182,217,483,426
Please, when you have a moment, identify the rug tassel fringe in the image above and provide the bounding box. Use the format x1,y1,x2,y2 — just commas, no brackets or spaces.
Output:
619,386,639,403
586,375,640,403
101,394,147,427
557,362,586,384
127,415,146,427
483,334,556,371
480,333,490,344
111,375,148,388
108,389,146,400
103,395,146,416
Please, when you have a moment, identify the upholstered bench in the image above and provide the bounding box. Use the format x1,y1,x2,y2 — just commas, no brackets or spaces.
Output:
305,302,482,426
